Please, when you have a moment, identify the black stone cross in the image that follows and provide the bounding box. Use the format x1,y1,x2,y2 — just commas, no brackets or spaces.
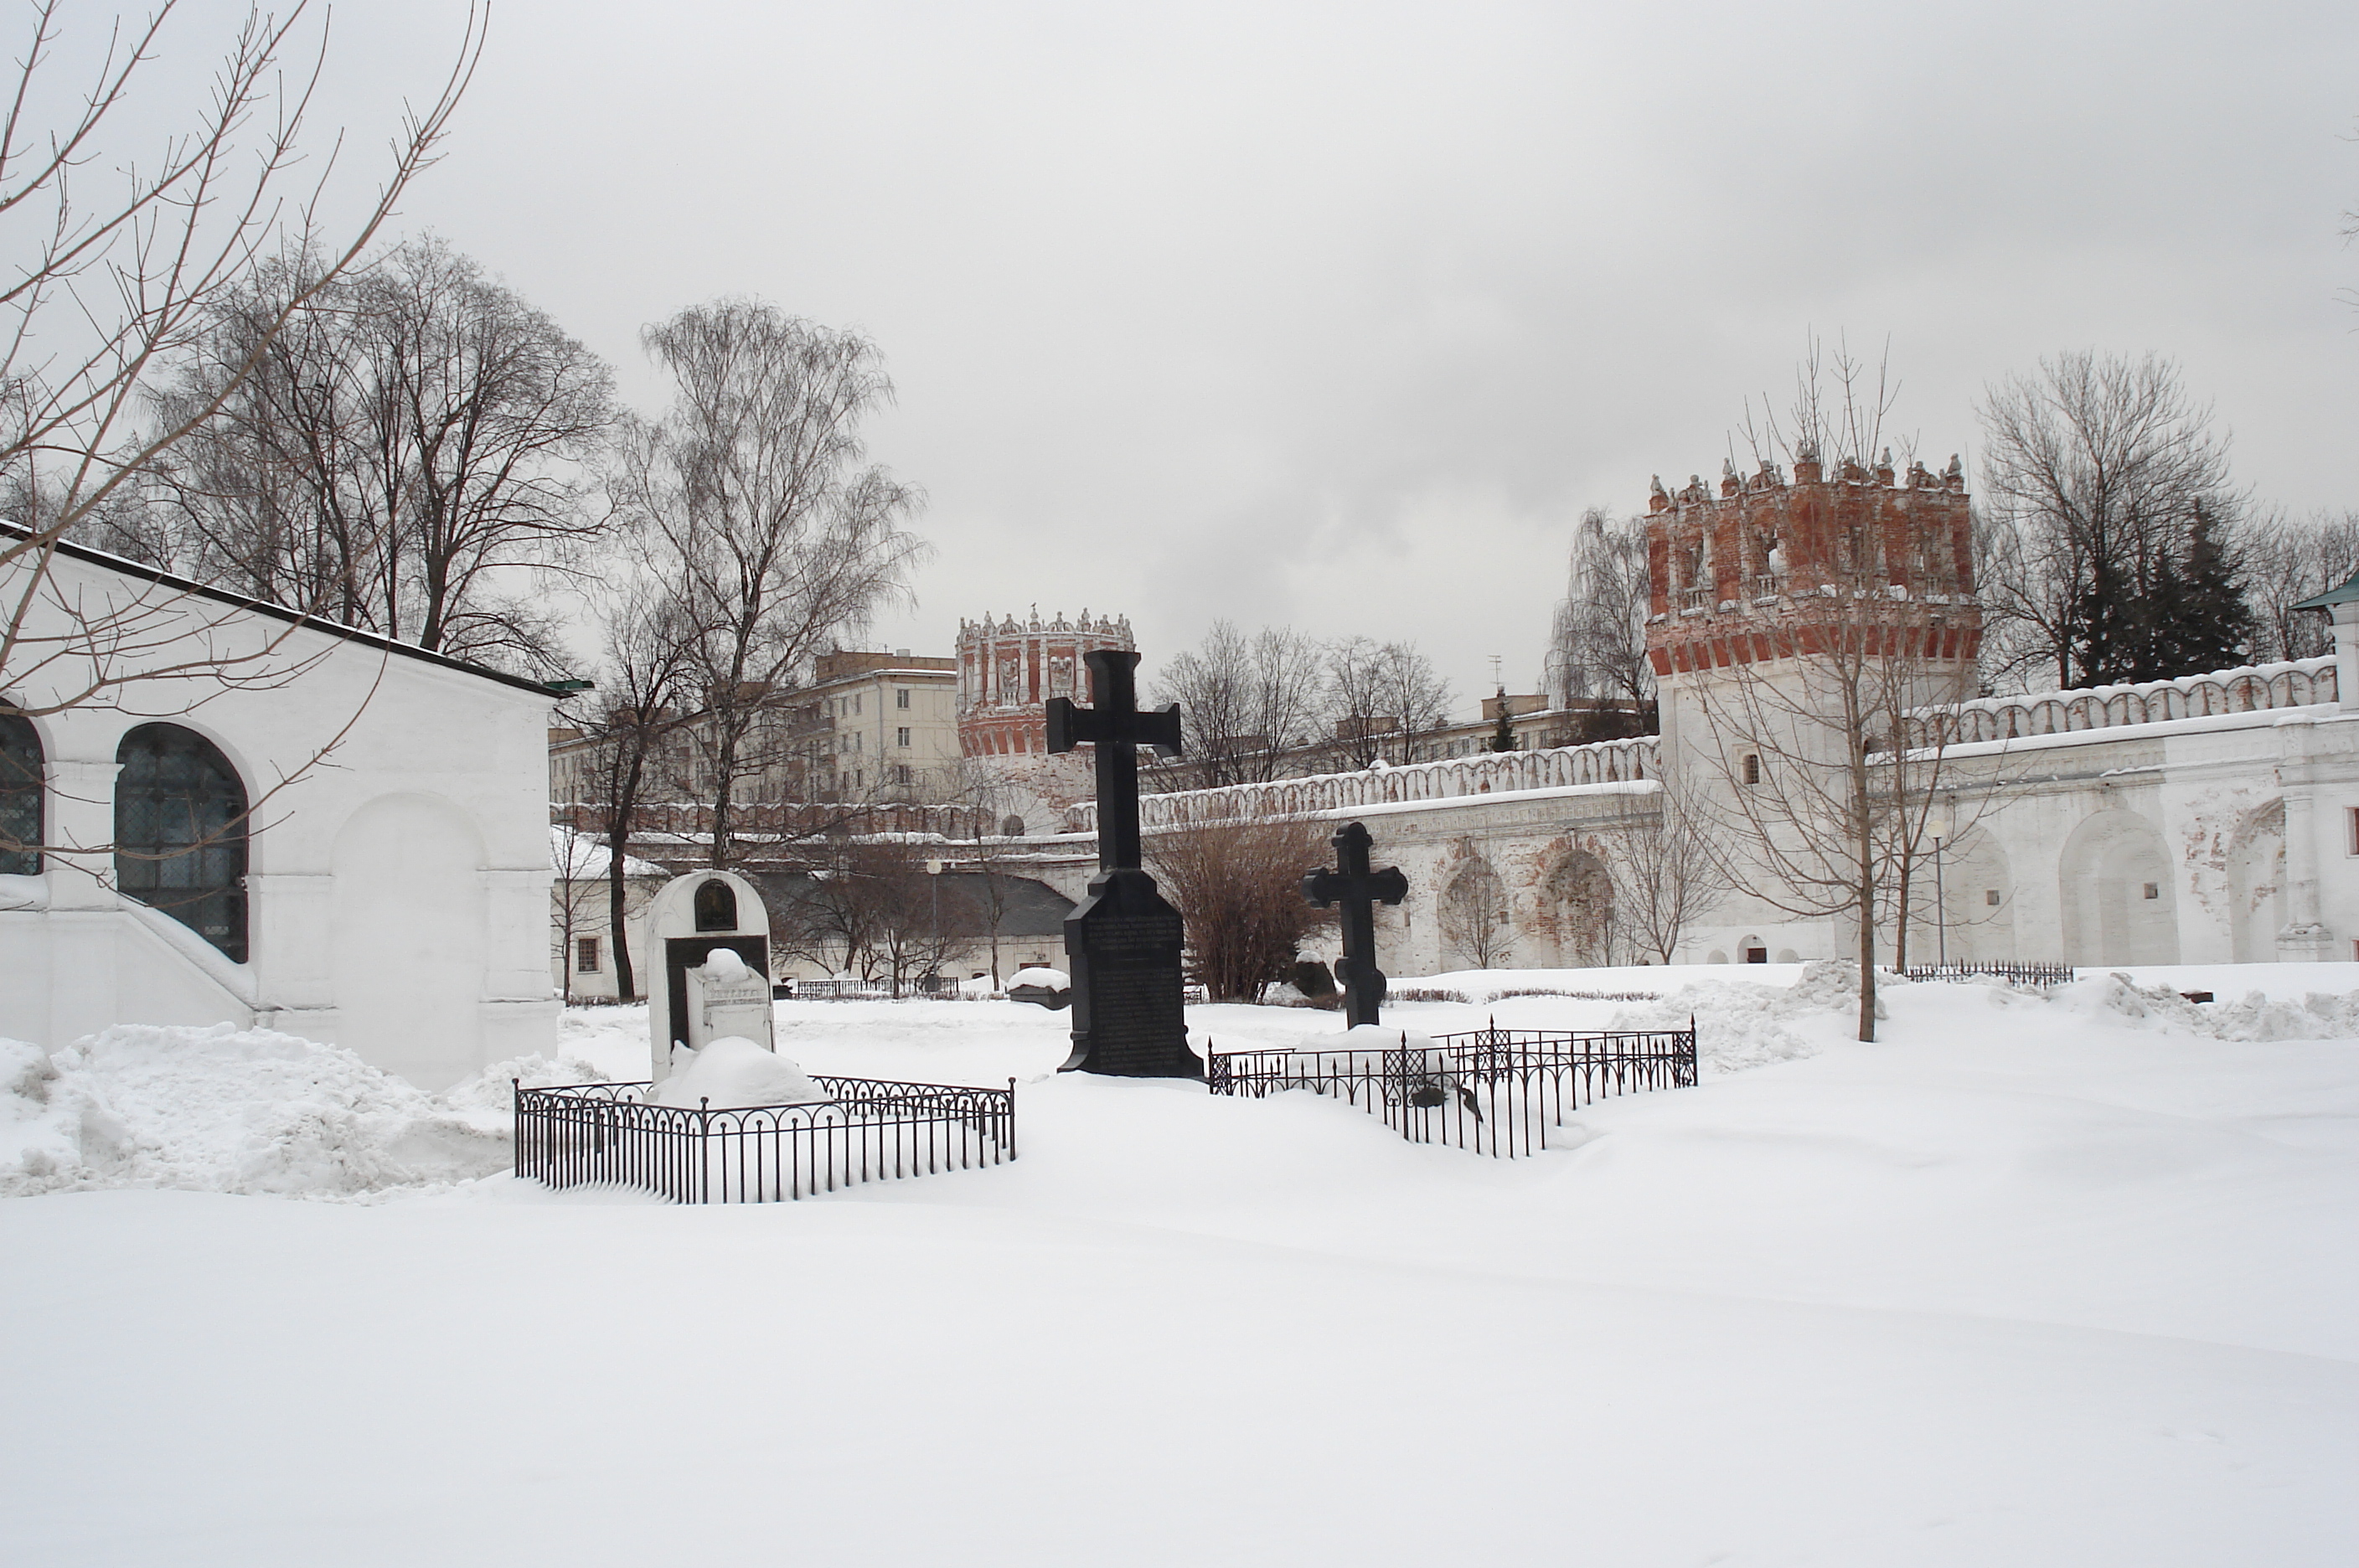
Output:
1303,820,1408,1028
1046,649,1181,871
1045,647,1198,1077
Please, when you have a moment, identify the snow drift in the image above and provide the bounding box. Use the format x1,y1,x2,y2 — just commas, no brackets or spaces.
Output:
0,1024,608,1199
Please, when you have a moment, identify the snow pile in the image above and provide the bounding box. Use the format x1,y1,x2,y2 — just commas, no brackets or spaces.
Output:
0,1024,518,1199
1606,959,1876,1072
2062,972,2359,1041
650,1038,827,1109
1009,967,1069,989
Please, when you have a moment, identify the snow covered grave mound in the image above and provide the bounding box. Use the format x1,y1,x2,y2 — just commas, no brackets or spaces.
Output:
0,1024,608,1199
649,1037,828,1109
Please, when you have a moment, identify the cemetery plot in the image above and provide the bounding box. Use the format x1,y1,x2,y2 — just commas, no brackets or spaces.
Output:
1208,1024,1697,1158
514,1075,1016,1202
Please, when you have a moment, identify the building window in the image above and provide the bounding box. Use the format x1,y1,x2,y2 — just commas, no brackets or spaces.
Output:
576,936,601,973
853,694,861,715
1742,753,1761,787
0,709,41,876
115,723,248,962
1985,889,2000,906
896,688,910,709
896,727,911,748
2142,883,2160,900
895,764,911,786
2349,807,2359,855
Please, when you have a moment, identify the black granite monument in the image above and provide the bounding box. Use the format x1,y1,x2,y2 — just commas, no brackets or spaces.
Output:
1045,647,1200,1077
1303,820,1408,1028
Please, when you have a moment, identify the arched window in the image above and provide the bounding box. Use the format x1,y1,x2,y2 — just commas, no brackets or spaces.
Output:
116,724,248,962
0,709,41,875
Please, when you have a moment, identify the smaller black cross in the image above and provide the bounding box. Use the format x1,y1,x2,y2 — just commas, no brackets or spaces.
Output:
1303,820,1407,1028
1045,648,1182,871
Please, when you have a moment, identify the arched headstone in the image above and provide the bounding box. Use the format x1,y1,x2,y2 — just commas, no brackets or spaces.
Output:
643,869,773,1081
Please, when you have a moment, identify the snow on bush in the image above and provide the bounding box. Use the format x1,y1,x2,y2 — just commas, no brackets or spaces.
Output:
0,1024,607,1199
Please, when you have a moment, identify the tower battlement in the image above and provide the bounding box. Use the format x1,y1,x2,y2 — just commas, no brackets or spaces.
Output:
1643,449,1980,679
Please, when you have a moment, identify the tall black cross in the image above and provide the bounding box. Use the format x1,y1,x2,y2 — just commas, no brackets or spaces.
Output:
1046,648,1182,870
1303,820,1408,1028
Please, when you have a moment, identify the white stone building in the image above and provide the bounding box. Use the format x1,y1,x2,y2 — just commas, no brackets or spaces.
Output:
2,535,561,1086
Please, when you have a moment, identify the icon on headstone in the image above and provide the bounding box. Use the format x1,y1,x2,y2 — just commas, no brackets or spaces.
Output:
1303,821,1409,1029
1045,647,1200,1078
643,869,774,1081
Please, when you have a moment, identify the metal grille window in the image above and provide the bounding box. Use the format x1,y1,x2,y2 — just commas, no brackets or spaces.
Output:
0,711,40,876
576,936,601,972
114,724,248,962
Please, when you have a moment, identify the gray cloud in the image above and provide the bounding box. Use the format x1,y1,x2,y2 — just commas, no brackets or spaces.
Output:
338,0,2355,701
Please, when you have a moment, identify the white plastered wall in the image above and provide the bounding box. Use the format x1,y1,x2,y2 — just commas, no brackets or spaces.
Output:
0,545,558,1086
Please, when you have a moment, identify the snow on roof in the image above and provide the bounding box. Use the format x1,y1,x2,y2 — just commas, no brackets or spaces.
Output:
550,827,668,880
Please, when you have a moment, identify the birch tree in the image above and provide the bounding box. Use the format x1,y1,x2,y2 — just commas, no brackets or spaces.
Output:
612,302,927,867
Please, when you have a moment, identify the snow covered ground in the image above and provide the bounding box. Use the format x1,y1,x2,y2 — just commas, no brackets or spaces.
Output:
3,964,2355,1564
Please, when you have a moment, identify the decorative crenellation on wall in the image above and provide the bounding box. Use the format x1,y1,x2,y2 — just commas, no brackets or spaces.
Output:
1070,735,1657,833
1902,658,2338,746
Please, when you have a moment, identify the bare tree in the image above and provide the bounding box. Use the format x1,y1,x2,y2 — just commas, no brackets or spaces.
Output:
2,1,481,723
1150,620,1327,787
573,578,698,1001
1324,637,1453,767
2243,508,2359,663
1608,775,1729,964
613,302,927,868
1546,506,1653,712
1689,591,1985,1040
1436,854,1513,969
147,235,616,670
1149,812,1333,1002
1976,352,2242,690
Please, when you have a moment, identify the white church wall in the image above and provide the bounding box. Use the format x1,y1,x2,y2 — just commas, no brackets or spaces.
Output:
2,540,558,1085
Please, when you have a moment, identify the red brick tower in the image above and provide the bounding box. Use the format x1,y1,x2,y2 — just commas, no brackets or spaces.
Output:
957,608,1136,757
1644,449,1982,769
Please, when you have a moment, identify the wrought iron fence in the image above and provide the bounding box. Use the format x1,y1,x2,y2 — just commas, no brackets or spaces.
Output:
1206,1023,1696,1158
782,977,960,1001
514,1075,1016,1203
1899,962,2074,988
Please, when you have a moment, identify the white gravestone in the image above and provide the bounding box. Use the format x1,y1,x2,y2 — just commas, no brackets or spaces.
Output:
643,869,775,1081
686,948,774,1048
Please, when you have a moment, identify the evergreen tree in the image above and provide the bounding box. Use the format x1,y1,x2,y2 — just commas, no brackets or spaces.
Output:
2152,503,2257,675
1488,700,1517,753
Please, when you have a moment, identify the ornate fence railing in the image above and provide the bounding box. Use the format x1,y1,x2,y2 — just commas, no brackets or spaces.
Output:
1899,962,2074,988
514,1075,1017,1203
783,977,960,1001
1205,1024,1696,1158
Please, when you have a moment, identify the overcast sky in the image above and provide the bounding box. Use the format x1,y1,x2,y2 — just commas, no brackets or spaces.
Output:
333,0,2355,708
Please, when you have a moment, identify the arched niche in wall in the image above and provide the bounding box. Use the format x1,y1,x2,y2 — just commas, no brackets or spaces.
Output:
115,722,248,962
2057,807,2180,967
1438,854,1510,970
1921,829,2015,964
0,704,41,875
331,793,488,1086
1540,848,1614,967
2226,800,2286,964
